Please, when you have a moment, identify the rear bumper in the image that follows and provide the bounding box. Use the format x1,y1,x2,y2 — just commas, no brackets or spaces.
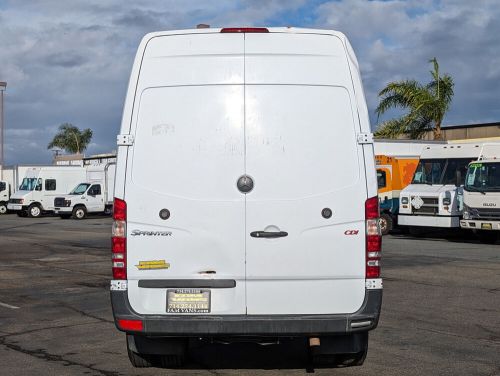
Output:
110,288,382,337
398,214,460,228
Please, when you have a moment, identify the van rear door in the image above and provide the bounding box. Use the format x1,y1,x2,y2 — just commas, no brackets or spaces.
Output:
125,33,246,315
244,33,367,315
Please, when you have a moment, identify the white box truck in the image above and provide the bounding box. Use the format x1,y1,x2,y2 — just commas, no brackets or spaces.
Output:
398,143,486,229
0,179,10,214
110,27,382,368
460,144,500,243
7,166,86,217
54,163,116,219
1,165,54,214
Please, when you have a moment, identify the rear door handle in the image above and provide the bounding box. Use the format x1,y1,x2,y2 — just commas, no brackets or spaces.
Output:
250,231,288,238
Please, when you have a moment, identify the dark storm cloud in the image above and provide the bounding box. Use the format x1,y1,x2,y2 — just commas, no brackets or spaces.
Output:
44,52,89,68
0,0,499,165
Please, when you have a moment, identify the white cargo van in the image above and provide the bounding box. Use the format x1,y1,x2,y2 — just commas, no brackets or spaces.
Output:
54,163,116,219
7,166,86,217
111,27,382,369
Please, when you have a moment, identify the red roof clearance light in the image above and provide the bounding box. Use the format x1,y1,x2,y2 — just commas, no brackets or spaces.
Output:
221,27,269,33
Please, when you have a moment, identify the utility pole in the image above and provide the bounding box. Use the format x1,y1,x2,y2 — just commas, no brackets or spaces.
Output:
0,82,6,180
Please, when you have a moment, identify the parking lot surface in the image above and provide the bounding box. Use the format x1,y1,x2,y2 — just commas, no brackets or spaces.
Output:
0,215,499,375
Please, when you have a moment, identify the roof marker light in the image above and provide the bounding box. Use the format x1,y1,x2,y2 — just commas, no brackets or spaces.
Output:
221,27,269,33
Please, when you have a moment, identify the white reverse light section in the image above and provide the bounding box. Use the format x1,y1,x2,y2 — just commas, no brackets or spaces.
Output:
110,280,128,291
365,278,383,289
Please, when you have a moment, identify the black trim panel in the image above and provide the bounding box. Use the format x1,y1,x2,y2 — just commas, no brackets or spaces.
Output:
398,213,461,218
110,288,382,336
138,279,236,289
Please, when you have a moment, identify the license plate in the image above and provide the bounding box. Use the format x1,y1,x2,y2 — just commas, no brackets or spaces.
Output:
166,289,210,313
481,223,492,230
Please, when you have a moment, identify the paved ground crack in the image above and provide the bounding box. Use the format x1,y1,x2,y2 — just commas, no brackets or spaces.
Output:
0,336,123,376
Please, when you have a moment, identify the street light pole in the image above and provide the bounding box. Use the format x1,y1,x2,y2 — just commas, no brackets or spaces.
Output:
0,82,6,180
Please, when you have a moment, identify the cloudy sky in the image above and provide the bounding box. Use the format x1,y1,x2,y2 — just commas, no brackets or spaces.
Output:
0,0,499,164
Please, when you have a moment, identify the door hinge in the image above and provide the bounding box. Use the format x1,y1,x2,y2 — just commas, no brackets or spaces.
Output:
117,134,134,146
357,133,374,144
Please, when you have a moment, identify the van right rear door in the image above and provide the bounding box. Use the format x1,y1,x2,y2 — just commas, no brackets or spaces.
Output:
244,32,368,315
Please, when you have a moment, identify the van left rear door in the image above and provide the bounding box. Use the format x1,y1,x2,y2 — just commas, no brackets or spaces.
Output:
125,33,247,316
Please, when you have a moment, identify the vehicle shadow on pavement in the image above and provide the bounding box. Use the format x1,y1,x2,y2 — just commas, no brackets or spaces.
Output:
389,228,497,244
181,339,311,369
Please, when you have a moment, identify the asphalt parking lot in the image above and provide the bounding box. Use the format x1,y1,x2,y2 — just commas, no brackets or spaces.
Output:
0,215,499,376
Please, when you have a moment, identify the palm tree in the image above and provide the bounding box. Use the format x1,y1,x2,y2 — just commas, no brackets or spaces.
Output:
374,58,454,140
47,123,93,154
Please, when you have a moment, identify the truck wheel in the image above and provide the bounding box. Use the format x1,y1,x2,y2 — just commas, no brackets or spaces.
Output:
0,202,7,214
72,206,87,220
379,213,393,235
478,231,498,244
28,204,42,218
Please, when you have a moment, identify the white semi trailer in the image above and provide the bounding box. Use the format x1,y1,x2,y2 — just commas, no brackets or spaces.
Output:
54,163,116,219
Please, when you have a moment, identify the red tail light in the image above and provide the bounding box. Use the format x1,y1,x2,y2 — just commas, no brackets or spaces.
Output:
112,198,127,280
117,319,143,332
365,196,381,278
220,27,269,33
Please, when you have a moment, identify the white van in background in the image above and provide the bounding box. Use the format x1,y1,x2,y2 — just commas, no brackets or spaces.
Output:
7,166,86,217
111,27,382,369
398,143,488,229
54,163,116,219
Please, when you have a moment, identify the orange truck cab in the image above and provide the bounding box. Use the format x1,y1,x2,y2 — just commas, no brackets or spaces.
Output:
376,155,418,234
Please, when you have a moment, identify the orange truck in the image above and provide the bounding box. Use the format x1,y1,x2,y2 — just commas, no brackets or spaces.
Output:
376,155,418,234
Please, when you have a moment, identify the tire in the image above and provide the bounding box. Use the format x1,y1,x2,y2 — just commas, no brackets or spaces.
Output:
72,206,87,220
379,213,393,235
59,214,72,219
478,231,498,244
28,204,42,218
335,348,368,367
158,354,185,368
127,347,154,368
311,333,368,368
0,202,7,214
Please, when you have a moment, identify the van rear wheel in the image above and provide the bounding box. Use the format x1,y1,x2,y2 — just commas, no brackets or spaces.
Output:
127,347,155,368
72,206,87,220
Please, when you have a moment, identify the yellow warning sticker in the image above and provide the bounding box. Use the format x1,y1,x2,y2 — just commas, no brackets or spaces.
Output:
136,260,170,270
